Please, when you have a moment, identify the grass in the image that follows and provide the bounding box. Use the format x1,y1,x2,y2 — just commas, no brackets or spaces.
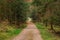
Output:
0,23,26,40
0,27,21,40
36,23,60,40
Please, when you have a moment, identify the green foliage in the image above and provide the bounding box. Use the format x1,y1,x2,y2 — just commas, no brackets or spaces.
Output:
0,0,31,26
0,27,21,40
31,0,60,29
0,23,26,40
36,23,60,40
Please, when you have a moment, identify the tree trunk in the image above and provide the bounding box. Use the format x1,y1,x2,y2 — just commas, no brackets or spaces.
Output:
51,23,53,30
50,22,56,32
45,21,48,27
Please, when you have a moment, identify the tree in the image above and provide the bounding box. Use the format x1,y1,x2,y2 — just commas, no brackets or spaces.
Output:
0,0,31,27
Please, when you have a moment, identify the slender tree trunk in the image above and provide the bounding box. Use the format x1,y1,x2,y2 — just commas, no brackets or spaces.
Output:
45,21,48,27
50,22,56,32
51,23,53,30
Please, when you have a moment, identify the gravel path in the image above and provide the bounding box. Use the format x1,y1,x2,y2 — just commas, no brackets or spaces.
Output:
12,23,43,40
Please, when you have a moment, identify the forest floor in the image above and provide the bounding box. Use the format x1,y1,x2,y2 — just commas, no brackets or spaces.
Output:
36,23,60,40
12,22,43,40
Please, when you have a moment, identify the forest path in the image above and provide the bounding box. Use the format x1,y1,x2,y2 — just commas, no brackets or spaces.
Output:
12,22,43,40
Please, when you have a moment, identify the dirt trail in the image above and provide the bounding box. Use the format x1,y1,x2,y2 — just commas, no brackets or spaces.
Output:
12,22,43,40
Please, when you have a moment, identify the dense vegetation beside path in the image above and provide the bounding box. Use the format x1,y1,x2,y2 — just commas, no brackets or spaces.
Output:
0,0,27,40
36,23,60,40
32,0,60,32
0,23,26,40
